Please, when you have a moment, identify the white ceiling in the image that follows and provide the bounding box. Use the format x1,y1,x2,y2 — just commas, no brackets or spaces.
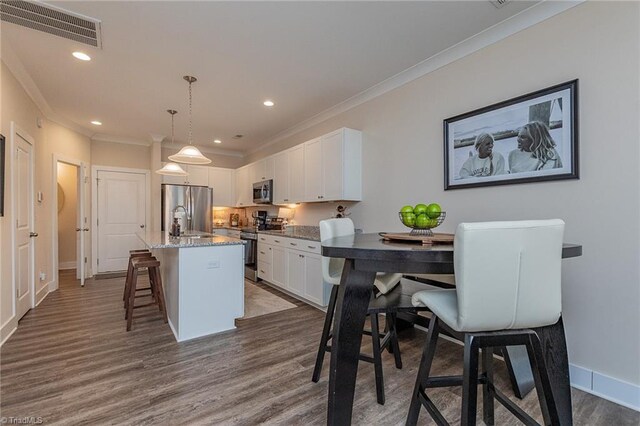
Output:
2,1,540,156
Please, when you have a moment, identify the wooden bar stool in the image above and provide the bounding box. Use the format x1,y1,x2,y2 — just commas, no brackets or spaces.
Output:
126,256,168,331
123,250,155,310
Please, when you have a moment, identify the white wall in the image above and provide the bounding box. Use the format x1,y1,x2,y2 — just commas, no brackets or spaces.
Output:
248,2,640,389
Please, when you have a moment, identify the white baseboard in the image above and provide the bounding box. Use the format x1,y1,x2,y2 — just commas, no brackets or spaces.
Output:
0,316,17,347
570,364,640,412
58,261,77,270
35,281,52,306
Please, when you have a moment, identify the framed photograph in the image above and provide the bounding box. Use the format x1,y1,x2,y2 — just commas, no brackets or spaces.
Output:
444,80,578,190
0,134,5,216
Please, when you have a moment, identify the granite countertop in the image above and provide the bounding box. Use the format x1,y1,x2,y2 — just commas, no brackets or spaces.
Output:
258,226,320,242
137,231,246,249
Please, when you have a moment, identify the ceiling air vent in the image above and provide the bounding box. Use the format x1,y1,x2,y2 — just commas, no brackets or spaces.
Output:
0,0,102,48
490,0,511,8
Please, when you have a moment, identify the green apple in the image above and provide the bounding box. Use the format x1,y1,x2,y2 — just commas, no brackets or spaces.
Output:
426,218,439,228
426,203,442,219
415,214,429,229
401,212,416,227
400,205,414,214
414,204,428,215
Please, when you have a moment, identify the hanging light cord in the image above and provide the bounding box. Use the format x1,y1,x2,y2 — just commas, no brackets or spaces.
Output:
171,111,175,144
188,80,193,145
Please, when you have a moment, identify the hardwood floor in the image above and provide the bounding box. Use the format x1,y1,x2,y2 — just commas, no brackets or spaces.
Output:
1,270,637,425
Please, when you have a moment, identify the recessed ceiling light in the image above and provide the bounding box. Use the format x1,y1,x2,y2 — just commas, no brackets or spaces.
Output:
263,100,275,107
73,51,91,61
213,139,222,144
91,120,102,126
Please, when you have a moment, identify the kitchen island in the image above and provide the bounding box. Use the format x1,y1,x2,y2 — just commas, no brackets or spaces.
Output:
137,231,246,342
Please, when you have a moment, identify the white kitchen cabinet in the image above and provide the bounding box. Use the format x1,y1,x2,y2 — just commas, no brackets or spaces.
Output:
303,128,362,202
287,250,305,296
304,137,323,202
251,157,274,183
227,229,242,239
273,151,290,204
208,167,235,207
271,246,287,288
303,253,323,305
161,164,209,186
235,166,251,207
289,145,305,203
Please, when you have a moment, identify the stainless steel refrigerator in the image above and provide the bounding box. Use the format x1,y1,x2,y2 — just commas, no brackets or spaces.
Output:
161,184,213,234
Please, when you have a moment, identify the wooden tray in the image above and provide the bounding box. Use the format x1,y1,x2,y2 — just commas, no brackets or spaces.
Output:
380,232,454,246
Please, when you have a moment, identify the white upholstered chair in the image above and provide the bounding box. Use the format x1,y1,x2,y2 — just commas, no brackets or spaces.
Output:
407,219,565,426
312,218,403,405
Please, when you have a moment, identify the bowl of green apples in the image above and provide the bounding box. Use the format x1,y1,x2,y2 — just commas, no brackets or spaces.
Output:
398,203,445,236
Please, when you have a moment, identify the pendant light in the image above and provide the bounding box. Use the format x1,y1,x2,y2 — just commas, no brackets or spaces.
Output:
156,110,188,176
168,76,212,165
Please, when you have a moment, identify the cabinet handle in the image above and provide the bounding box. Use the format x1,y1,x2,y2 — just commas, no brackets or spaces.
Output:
269,247,272,250
299,254,304,258
290,242,297,246
260,251,265,255
308,245,316,249
284,199,289,202
275,239,281,243
260,270,265,274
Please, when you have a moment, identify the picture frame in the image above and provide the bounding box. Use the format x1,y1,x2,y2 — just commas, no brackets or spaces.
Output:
444,80,579,190
0,134,5,217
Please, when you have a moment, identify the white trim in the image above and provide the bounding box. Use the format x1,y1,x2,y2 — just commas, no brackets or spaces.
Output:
246,0,585,156
569,363,640,411
58,261,77,270
0,316,17,347
91,165,151,274
35,283,51,306
91,133,151,147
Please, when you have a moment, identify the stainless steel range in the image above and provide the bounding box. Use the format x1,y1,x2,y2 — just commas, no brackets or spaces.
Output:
240,228,258,281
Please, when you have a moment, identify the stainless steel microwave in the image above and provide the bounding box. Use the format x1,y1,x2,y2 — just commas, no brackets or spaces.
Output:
252,179,273,204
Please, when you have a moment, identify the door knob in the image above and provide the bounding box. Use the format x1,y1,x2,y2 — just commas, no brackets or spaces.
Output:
29,232,38,238
76,228,81,232
140,224,145,229
83,228,89,232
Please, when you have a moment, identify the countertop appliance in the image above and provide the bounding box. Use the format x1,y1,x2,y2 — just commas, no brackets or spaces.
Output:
161,184,213,234
252,210,268,230
252,179,273,204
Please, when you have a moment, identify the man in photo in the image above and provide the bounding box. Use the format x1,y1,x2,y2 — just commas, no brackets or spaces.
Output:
459,133,506,178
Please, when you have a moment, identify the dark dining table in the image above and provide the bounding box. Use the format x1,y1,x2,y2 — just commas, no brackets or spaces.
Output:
321,232,582,426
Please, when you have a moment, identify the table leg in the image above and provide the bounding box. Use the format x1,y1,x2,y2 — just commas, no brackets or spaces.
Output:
533,317,573,426
327,259,376,426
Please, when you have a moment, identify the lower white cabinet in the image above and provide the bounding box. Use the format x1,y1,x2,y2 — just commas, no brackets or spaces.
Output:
257,235,327,307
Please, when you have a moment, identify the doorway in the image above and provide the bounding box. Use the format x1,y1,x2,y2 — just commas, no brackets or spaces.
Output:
52,155,88,287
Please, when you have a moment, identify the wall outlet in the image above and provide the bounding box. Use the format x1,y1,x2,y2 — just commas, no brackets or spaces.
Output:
39,272,46,281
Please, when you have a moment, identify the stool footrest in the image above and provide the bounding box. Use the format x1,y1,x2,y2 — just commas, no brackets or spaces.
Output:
133,302,158,309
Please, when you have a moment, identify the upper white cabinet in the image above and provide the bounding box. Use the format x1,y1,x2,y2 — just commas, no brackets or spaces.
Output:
161,164,209,186
235,166,252,207
250,157,275,183
289,145,305,203
273,151,290,204
303,128,362,202
208,167,235,207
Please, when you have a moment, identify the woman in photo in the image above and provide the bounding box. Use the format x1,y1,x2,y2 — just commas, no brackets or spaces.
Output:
508,121,563,173
459,133,505,178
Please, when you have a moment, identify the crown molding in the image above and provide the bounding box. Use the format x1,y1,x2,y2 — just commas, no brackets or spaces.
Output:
162,142,244,158
247,0,585,156
91,134,151,147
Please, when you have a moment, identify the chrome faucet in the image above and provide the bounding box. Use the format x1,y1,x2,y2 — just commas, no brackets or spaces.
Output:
172,205,191,234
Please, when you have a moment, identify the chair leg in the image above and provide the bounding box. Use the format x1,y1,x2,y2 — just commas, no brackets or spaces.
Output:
126,268,138,331
526,333,561,426
387,312,403,369
461,334,480,426
152,266,168,323
148,267,161,311
370,313,385,405
406,316,441,426
482,347,495,425
123,258,134,306
312,284,339,382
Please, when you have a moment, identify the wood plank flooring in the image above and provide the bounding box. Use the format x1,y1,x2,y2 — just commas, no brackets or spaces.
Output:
1,270,638,425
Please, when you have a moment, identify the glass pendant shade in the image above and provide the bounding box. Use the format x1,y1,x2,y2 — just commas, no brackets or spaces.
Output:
156,162,188,176
168,145,212,165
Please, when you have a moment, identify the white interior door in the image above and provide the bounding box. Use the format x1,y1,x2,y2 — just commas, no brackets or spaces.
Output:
15,130,35,320
97,170,146,273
